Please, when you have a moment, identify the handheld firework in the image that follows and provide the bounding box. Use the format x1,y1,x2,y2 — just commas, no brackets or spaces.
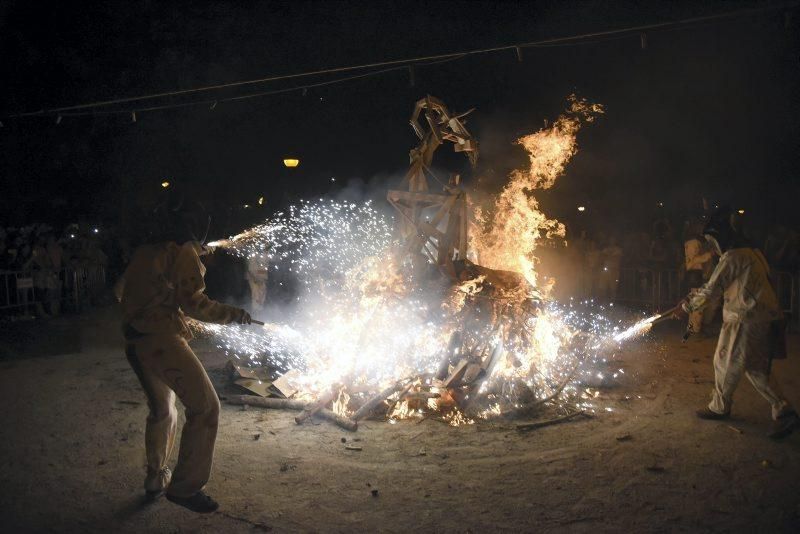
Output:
612,306,679,343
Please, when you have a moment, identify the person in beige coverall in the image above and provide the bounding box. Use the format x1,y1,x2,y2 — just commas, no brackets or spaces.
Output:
675,207,799,439
118,196,250,513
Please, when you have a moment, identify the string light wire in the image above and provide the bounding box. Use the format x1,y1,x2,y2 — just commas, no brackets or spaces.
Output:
3,2,797,121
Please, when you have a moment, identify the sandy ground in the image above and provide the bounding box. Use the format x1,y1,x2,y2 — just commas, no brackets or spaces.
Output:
1,305,799,533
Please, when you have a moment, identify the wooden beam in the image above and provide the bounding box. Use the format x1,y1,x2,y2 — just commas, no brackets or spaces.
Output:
387,190,449,206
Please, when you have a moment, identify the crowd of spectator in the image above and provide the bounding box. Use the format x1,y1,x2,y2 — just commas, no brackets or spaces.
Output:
542,215,800,308
0,223,110,318
576,215,685,301
4,213,800,319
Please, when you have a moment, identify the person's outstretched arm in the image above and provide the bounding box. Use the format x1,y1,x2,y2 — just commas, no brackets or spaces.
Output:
685,253,734,313
174,243,250,325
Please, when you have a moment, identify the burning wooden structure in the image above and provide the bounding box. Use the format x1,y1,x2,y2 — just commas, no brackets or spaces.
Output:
223,96,588,430
387,95,475,278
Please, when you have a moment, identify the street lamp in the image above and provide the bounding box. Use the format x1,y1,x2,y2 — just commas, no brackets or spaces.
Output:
283,158,300,168
577,206,586,212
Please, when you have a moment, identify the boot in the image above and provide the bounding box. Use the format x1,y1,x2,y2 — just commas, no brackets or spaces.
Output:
769,411,800,440
696,407,729,420
166,491,219,513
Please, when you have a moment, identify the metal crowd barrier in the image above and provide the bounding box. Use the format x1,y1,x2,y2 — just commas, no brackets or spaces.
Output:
604,267,797,328
613,268,682,311
0,265,106,315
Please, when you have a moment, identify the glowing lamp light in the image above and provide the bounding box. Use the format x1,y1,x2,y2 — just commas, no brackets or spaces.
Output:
92,228,100,234
283,158,300,168
738,209,745,215
577,206,586,212
161,181,170,188
258,196,264,206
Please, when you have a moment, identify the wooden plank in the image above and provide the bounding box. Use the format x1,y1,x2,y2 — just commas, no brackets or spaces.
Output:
352,380,409,421
234,378,274,397
459,198,468,259
227,395,358,431
295,387,339,424
272,370,301,398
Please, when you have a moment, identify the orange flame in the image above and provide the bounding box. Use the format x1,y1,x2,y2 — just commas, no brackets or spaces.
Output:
470,95,604,289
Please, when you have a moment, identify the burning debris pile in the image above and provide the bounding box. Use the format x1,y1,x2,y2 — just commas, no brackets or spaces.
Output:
198,95,645,431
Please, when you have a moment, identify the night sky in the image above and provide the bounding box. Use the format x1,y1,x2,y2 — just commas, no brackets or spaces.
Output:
1,0,798,239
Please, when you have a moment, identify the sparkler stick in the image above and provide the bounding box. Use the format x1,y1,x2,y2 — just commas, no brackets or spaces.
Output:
250,319,265,326
612,306,678,343
650,306,679,325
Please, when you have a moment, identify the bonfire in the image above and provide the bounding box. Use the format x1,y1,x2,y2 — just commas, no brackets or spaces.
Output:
197,95,652,431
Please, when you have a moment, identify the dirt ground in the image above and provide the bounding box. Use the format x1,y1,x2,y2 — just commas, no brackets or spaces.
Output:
1,305,799,533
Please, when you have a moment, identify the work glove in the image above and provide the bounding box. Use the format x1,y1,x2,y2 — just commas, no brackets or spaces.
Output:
672,299,690,321
235,309,252,325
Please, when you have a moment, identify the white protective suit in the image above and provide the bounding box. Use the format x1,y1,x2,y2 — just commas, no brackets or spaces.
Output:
686,247,792,419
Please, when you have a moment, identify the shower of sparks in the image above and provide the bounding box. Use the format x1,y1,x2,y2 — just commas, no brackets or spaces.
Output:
198,95,654,420
612,314,659,343
208,199,393,285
